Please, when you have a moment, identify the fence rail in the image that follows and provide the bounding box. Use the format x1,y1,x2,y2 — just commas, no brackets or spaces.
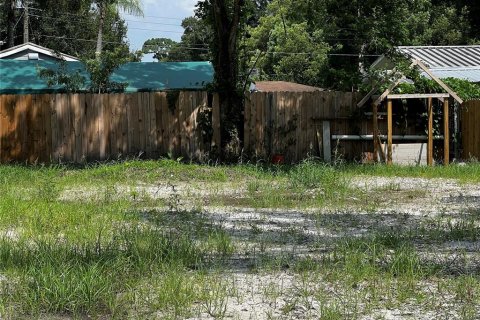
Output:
0,92,220,163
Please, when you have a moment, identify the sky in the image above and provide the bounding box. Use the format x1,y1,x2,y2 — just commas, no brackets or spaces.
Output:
122,0,198,62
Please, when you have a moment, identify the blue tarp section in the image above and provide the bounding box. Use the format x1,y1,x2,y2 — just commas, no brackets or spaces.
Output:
0,60,214,94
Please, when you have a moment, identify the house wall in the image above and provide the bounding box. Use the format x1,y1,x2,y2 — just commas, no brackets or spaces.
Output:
1,49,63,62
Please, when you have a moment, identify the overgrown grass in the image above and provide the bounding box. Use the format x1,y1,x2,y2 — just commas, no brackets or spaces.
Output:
0,159,479,318
343,162,480,183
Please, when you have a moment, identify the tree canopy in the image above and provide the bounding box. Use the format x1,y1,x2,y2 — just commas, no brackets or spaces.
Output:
0,0,135,60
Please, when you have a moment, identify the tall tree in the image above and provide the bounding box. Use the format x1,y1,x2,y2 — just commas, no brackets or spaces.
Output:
1,0,134,59
196,0,246,158
141,17,212,62
4,0,15,48
246,0,329,87
94,0,143,56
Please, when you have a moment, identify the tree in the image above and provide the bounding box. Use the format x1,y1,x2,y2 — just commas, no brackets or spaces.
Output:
141,17,212,62
323,0,471,90
38,48,129,93
246,0,329,86
3,0,15,48
0,0,134,60
94,0,143,56
196,0,246,158
142,37,178,61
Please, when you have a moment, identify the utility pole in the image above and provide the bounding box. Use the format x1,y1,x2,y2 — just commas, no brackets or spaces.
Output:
23,0,29,43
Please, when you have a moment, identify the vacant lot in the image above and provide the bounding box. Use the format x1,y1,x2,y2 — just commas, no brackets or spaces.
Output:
0,160,479,320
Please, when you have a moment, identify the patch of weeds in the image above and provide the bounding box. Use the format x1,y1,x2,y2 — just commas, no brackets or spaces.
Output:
343,163,480,183
204,229,235,260
420,217,480,242
146,267,200,319
293,257,321,273
288,161,350,200
0,223,215,318
445,219,479,242
202,277,229,319
452,275,480,304
281,297,298,315
320,303,343,320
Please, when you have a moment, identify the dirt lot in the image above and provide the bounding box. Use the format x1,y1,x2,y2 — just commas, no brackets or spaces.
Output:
1,162,479,320
60,175,480,320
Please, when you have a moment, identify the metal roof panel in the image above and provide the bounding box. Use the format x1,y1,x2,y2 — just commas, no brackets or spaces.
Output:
398,46,480,68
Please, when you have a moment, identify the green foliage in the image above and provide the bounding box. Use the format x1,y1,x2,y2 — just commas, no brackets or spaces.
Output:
142,17,212,62
443,78,480,101
246,0,329,86
170,16,212,62
85,48,129,93
242,0,476,90
246,0,329,87
38,60,86,93
37,48,129,93
142,37,178,61
0,0,132,59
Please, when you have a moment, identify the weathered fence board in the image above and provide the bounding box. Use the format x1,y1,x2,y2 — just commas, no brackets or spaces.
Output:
462,100,480,160
0,92,218,163
244,91,365,162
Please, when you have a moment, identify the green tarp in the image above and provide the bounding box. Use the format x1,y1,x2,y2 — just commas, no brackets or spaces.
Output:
0,60,214,94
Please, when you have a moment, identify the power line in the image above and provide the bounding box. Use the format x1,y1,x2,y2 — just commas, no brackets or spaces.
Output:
29,7,185,21
29,13,183,28
127,27,183,33
32,34,382,58
38,34,125,45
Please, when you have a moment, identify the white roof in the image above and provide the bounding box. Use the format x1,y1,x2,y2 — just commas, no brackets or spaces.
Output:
0,42,79,61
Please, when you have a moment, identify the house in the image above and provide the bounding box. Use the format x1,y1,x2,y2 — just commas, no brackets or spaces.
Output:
0,60,214,94
371,45,480,83
0,42,79,62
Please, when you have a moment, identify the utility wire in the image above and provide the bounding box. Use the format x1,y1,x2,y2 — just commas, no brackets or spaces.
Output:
35,34,381,58
29,13,183,27
29,7,184,21
29,13,367,42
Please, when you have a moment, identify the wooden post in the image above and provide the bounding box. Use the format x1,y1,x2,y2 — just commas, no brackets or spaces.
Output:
387,99,393,165
427,97,433,166
372,102,379,162
322,121,331,163
443,99,449,165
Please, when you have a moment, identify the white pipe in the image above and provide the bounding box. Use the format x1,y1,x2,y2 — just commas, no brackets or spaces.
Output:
331,135,444,141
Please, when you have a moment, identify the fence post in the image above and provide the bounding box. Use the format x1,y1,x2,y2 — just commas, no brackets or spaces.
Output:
322,121,331,163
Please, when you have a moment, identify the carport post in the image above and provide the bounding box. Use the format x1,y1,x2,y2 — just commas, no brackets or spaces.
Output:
387,99,393,165
372,102,379,162
443,99,449,165
427,97,433,166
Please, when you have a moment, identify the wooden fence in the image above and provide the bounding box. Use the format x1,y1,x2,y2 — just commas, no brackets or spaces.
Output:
0,92,220,163
2,90,446,164
244,91,373,162
462,100,480,160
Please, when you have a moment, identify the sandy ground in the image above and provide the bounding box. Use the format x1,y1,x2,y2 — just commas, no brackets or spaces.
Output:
57,176,480,319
